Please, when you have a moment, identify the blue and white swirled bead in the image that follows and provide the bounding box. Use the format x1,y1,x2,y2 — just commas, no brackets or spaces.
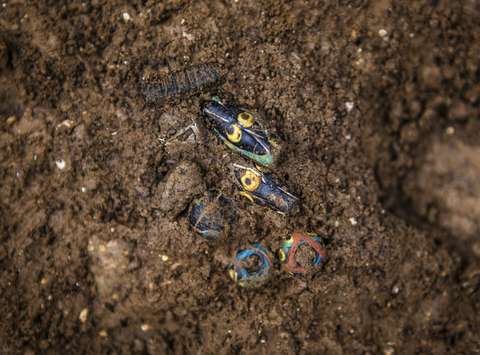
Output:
228,243,274,288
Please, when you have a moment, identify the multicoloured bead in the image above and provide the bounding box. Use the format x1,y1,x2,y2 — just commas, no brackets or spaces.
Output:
228,243,273,288
279,231,327,274
189,192,234,240
202,97,278,167
231,164,299,215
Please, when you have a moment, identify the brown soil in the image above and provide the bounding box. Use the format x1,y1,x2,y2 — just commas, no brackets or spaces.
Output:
1,1,480,354
240,254,261,275
295,244,317,272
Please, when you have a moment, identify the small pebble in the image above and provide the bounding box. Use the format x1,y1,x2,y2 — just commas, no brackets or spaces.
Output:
6,116,16,125
56,120,74,129
56,159,66,170
141,324,151,332
182,31,194,41
79,308,88,323
99,330,108,337
378,29,388,37
122,12,131,21
345,102,354,112
349,217,358,226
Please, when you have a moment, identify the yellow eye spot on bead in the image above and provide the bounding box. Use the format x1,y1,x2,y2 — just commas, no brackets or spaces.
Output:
237,112,254,128
229,269,237,282
226,124,242,143
254,163,271,173
239,191,255,203
241,171,261,192
279,249,286,262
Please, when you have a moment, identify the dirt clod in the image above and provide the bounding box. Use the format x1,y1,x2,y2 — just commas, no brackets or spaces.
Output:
88,236,132,301
405,136,480,240
295,244,317,271
240,254,261,274
155,160,205,217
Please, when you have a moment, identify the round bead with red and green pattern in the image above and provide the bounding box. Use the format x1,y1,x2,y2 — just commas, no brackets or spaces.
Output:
279,231,327,274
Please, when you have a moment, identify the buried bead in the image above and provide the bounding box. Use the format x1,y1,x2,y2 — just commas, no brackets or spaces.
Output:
279,231,327,275
202,98,278,167
231,164,299,215
228,243,273,288
189,192,235,240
